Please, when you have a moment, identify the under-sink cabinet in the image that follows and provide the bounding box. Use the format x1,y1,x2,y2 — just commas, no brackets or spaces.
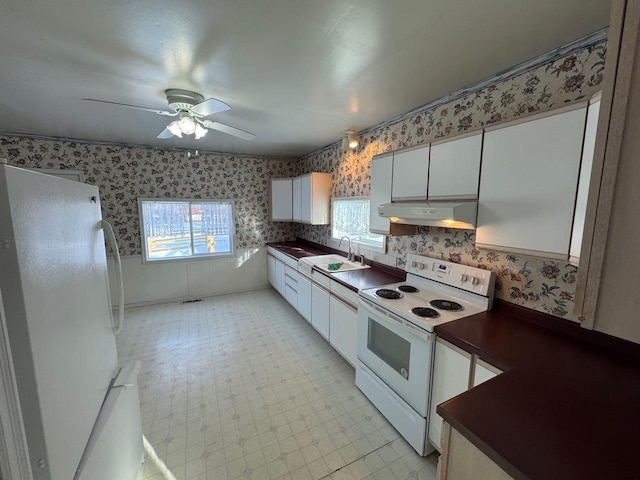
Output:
311,283,331,340
429,338,502,452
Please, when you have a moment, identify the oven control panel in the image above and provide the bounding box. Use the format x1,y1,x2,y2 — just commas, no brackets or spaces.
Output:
406,253,495,296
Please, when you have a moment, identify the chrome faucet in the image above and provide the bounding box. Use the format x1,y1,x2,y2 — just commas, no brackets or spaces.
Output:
339,236,353,261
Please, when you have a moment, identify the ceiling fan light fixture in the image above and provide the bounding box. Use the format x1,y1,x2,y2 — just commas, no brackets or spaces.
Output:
194,123,208,139
177,113,197,135
167,121,183,138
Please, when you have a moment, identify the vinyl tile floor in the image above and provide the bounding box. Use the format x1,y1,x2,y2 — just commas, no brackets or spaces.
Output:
118,289,438,480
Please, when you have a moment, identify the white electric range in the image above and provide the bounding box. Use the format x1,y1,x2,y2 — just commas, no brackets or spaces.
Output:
355,254,495,455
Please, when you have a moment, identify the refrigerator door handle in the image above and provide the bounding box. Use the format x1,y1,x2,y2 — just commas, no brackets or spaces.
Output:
101,220,124,335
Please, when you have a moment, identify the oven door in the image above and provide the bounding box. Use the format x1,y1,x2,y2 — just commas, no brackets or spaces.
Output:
357,297,433,416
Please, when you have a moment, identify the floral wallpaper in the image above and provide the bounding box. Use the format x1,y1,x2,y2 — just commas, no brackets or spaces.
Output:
0,139,301,254
297,41,607,322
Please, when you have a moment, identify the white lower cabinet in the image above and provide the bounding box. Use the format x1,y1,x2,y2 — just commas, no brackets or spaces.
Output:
284,266,298,309
297,274,312,323
267,248,357,367
274,258,286,296
472,358,501,387
329,296,357,366
429,338,472,452
311,283,331,340
429,338,504,454
267,254,276,288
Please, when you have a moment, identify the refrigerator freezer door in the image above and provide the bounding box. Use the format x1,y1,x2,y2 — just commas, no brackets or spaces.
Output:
75,361,144,480
0,165,119,480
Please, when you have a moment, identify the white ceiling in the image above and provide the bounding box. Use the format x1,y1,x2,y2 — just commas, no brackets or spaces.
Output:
0,0,611,158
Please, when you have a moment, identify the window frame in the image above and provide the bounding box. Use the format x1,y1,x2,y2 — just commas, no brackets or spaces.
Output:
138,197,236,264
330,196,386,253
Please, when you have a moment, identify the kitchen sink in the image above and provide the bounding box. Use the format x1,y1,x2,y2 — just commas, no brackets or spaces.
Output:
315,257,370,273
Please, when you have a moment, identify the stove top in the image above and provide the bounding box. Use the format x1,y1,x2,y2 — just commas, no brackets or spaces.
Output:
358,254,495,332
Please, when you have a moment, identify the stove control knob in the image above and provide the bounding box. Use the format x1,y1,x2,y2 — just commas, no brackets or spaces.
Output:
472,277,480,285
411,261,418,268
418,263,425,270
460,274,468,282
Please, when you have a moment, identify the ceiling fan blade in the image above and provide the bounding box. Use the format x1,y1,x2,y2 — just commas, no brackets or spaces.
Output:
82,98,177,116
202,120,255,140
190,98,231,117
157,127,174,139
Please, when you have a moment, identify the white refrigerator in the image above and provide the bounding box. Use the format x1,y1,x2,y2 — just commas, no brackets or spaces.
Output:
0,164,143,480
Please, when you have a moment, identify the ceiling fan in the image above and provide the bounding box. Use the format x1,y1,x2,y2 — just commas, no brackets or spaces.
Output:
82,89,255,141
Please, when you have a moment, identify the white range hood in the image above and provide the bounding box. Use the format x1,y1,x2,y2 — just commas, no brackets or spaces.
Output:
378,201,477,229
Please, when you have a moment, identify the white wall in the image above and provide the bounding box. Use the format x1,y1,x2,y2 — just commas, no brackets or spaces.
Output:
107,247,268,307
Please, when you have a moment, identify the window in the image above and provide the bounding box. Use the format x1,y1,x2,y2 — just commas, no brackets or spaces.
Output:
139,198,235,262
332,197,385,251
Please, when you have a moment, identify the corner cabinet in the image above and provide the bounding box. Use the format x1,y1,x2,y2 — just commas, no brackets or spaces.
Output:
428,339,472,452
271,173,331,225
476,103,588,259
293,173,332,225
428,338,503,453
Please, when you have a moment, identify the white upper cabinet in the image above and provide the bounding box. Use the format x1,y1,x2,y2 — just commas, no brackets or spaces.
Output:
293,173,331,225
292,176,302,222
369,152,393,234
391,144,430,201
270,178,293,221
476,104,588,259
570,94,601,265
271,173,331,225
429,132,483,200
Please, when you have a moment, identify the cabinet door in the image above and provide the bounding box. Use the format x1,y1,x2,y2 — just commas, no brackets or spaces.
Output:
429,132,482,200
271,178,293,221
570,96,600,265
311,283,330,340
370,153,393,234
329,296,357,366
267,254,276,288
309,173,332,225
297,274,312,323
299,174,312,223
472,359,501,387
292,176,302,222
477,105,587,259
428,338,471,452
274,258,286,297
392,145,429,201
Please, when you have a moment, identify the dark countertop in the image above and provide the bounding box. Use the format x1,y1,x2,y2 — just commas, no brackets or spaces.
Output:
267,240,405,292
435,301,640,480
